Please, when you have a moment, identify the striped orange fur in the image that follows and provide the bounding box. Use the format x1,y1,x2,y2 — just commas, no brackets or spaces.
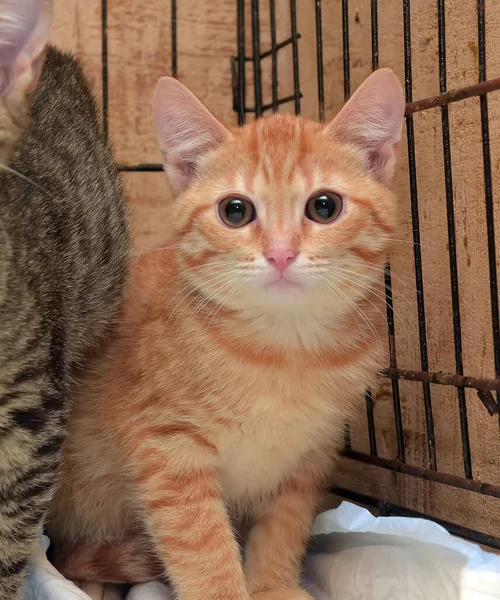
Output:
47,69,405,600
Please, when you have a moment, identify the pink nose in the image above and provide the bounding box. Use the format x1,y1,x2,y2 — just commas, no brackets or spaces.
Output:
265,249,297,275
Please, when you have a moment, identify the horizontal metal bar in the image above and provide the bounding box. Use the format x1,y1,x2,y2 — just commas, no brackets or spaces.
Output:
244,92,304,113
331,486,500,550
406,76,500,115
118,164,163,172
342,449,500,498
382,367,500,394
243,34,302,61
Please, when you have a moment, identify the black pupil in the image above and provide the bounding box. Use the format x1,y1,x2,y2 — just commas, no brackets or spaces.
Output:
226,199,246,223
315,194,335,219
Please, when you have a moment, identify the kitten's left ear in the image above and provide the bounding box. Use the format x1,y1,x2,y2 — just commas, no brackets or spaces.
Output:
0,0,52,125
324,68,405,183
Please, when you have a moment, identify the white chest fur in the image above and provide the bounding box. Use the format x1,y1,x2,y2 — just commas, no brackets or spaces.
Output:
216,393,334,503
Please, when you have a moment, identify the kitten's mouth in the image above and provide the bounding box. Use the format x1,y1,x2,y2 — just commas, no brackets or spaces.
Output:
264,276,302,292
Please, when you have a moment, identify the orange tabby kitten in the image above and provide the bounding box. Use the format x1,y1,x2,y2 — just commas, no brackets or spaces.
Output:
47,69,404,600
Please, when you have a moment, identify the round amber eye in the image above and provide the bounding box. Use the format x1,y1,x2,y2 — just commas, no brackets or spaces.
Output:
305,192,343,224
218,197,256,228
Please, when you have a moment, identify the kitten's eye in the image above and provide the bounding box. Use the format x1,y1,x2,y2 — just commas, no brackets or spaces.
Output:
219,197,256,228
306,192,343,224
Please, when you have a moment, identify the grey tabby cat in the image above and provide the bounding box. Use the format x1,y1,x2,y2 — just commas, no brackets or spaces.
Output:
0,1,129,597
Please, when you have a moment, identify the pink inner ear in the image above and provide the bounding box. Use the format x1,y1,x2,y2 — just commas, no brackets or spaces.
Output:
325,69,405,183
153,77,230,194
0,0,52,98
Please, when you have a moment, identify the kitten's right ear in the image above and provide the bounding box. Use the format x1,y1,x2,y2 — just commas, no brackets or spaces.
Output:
0,0,52,125
153,77,230,194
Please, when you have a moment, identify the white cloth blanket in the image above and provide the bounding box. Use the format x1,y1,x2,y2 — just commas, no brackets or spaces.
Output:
25,502,500,600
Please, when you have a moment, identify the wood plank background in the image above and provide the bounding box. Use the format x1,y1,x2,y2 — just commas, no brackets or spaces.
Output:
50,0,500,545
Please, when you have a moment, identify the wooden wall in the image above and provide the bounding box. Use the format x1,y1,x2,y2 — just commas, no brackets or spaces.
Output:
51,1,500,544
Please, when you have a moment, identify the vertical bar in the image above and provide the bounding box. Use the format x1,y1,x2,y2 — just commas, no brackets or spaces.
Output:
367,0,386,461
340,0,353,452
290,0,301,115
478,0,500,425
378,501,391,517
340,1,353,452
385,265,406,463
101,0,108,138
315,0,325,122
437,0,471,477
269,0,278,112
171,0,177,77
403,0,435,469
344,426,352,451
251,0,263,118
371,0,406,463
342,0,350,100
340,0,352,453
371,0,378,70
237,0,246,125
365,390,378,456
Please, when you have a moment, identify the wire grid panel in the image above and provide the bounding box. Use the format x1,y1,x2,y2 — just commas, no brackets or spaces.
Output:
231,0,500,550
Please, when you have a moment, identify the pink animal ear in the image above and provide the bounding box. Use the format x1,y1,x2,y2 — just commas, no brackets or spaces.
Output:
0,0,52,122
324,68,405,183
153,77,230,194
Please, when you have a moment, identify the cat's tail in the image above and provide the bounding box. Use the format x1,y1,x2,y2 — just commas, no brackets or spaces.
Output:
51,536,165,584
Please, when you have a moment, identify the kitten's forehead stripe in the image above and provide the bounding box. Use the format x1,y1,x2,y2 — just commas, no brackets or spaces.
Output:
243,172,254,195
253,117,307,185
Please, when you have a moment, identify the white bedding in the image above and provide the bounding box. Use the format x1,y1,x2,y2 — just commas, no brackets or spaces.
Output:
25,502,500,600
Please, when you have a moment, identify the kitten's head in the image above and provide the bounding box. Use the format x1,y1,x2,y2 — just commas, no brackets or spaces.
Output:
153,70,404,318
0,0,51,164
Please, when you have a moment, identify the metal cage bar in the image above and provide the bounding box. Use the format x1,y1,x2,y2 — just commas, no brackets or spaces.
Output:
171,0,177,77
236,0,246,125
402,0,439,473
372,0,407,465
251,0,263,119
364,0,381,461
478,0,500,425
340,0,352,454
101,0,108,138
365,389,378,457
269,0,278,113
341,0,349,101
437,0,471,477
315,0,325,123
290,0,301,115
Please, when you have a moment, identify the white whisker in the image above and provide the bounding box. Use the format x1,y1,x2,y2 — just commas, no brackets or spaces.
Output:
326,267,412,340
203,278,243,333
163,269,242,339
0,163,48,193
322,276,382,350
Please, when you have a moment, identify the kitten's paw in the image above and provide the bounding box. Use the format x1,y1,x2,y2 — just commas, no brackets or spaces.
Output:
252,587,314,600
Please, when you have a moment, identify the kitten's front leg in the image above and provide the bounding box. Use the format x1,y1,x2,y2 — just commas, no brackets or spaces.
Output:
245,454,329,600
132,436,249,600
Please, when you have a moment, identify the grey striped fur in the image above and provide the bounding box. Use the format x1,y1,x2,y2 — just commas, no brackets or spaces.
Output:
0,3,129,597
